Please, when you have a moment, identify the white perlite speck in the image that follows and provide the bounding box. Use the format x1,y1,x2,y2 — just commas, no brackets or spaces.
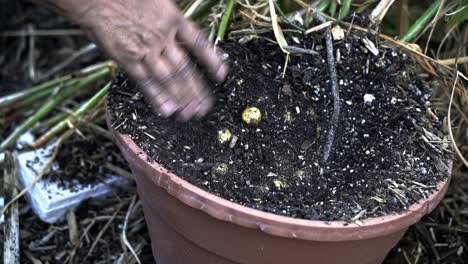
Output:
364,94,376,103
292,36,300,44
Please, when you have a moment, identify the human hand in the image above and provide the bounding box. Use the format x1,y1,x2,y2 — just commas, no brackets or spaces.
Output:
40,0,228,120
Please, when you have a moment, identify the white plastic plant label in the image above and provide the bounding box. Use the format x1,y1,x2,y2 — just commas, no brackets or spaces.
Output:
17,144,128,223
0,196,4,225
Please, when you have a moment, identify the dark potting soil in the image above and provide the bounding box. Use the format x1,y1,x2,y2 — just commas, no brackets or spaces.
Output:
43,133,129,191
107,29,450,222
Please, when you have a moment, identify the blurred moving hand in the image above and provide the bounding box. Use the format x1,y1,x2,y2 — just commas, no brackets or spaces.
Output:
38,0,228,120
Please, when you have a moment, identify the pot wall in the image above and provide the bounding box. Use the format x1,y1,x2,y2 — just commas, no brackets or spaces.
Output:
109,115,450,264
134,162,405,264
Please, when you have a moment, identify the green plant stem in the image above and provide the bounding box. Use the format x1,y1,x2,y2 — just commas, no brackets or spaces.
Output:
273,1,305,31
190,0,221,20
307,0,330,26
0,76,72,110
216,0,236,43
0,62,112,112
329,0,337,17
400,0,442,42
33,82,110,148
7,89,53,112
32,111,69,133
317,0,331,12
338,0,352,20
0,67,110,151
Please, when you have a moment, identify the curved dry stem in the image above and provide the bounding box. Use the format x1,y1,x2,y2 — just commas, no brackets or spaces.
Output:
436,25,458,60
424,0,446,54
448,72,468,168
122,196,141,264
369,0,396,25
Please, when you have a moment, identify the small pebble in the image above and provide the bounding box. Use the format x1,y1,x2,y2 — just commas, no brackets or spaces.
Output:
364,94,376,103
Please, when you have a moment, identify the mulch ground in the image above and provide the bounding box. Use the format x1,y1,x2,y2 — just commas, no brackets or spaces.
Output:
1,180,467,263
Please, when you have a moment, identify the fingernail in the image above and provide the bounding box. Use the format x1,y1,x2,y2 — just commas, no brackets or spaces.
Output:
160,100,177,117
177,108,193,122
215,64,228,83
183,101,200,121
194,104,203,119
177,113,191,122
194,104,201,114
197,98,213,118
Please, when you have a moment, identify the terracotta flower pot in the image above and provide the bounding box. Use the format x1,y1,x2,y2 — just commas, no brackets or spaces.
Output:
107,114,450,264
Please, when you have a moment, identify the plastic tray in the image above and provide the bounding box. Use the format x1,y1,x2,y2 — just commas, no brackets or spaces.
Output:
0,197,4,225
16,140,128,223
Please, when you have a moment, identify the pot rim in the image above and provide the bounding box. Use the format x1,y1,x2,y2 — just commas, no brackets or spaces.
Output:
112,128,451,242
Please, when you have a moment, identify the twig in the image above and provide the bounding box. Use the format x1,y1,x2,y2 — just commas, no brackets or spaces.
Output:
305,21,333,34
424,0,445,54
448,72,468,168
122,196,141,264
24,251,41,264
402,249,412,264
104,163,135,181
281,53,290,78
3,152,20,264
27,24,36,81
369,0,395,25
86,204,122,257
127,240,147,264
312,11,341,164
437,56,468,66
414,222,441,261
397,0,409,36
436,25,457,59
184,0,204,17
80,121,113,141
66,211,79,247
283,45,318,55
36,43,98,82
304,0,330,26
